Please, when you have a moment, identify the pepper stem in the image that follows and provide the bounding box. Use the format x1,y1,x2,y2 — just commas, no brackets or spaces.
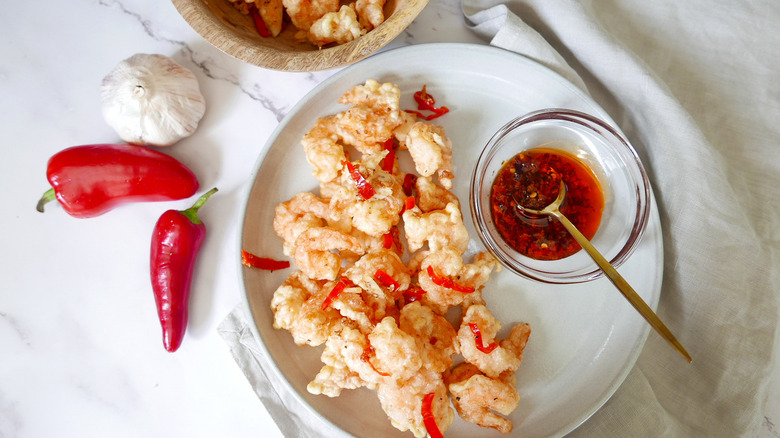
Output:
36,188,56,213
181,187,218,224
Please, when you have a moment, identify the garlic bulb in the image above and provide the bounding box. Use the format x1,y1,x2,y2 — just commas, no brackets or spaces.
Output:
101,53,206,147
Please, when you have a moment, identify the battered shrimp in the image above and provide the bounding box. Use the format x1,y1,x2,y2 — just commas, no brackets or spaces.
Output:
308,5,365,47
392,110,418,143
369,317,423,381
254,0,285,36
333,105,402,155
376,369,454,438
447,363,519,434
331,164,406,236
293,227,364,281
398,301,459,373
458,305,531,378
355,0,386,29
345,249,410,298
273,192,334,256
404,121,454,189
282,0,338,31
301,116,346,183
339,79,400,111
308,325,387,396
417,247,500,314
402,202,469,254
415,176,459,212
270,271,337,346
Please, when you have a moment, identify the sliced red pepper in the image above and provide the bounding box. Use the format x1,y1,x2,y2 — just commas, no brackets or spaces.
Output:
249,8,272,37
403,286,426,303
374,269,400,292
380,138,396,173
402,173,417,197
321,277,352,310
426,265,475,293
422,392,444,438
468,322,499,354
361,343,391,377
343,161,375,200
406,85,450,120
382,232,394,249
241,250,290,271
401,196,416,214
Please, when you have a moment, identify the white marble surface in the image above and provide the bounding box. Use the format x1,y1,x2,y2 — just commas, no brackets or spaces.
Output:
0,1,776,437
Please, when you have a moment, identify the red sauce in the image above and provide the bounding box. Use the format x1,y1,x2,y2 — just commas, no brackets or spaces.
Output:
489,148,604,260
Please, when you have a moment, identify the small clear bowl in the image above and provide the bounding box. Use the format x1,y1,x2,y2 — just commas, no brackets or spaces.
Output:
470,109,651,284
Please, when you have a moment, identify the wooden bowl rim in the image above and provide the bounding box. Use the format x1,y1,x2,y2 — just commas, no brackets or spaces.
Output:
171,0,429,71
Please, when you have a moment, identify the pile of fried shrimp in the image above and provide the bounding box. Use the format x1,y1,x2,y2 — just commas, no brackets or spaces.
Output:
228,0,387,47
268,79,532,436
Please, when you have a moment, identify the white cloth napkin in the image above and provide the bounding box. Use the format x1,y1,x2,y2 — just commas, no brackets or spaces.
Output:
220,1,780,436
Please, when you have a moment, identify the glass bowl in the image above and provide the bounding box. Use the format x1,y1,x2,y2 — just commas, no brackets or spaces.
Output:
469,108,651,284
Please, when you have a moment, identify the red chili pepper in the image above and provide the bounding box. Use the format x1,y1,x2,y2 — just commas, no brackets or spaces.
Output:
249,8,272,37
403,285,426,303
401,196,416,214
382,232,394,249
468,322,499,354
406,85,450,120
380,138,396,172
402,173,417,197
361,343,391,376
241,250,290,271
342,161,375,200
426,265,475,293
374,269,400,292
422,392,444,438
321,277,352,310
150,187,217,352
37,144,199,218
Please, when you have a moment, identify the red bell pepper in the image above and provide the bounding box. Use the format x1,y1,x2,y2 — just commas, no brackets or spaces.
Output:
150,187,217,352
37,143,199,218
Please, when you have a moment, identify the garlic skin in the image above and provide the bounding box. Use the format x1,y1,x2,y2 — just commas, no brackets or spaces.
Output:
101,53,206,147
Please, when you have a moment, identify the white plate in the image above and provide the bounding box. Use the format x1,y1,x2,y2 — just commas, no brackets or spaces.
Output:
239,43,662,438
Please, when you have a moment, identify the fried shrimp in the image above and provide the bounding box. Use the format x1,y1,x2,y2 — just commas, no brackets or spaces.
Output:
404,121,454,189
308,5,365,47
355,0,386,30
301,116,346,183
447,363,519,434
254,0,285,36
377,369,454,438
458,305,531,378
270,271,336,346
402,202,469,254
282,0,338,31
268,80,532,437
293,227,364,281
273,191,335,256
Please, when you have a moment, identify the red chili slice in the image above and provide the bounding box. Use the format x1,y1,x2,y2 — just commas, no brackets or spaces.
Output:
241,250,290,271
468,322,499,354
426,265,475,293
361,343,391,377
382,232,394,249
249,8,272,37
401,196,416,214
406,85,450,120
422,392,444,438
403,286,426,303
374,269,400,292
343,161,375,200
380,138,396,173
321,277,352,310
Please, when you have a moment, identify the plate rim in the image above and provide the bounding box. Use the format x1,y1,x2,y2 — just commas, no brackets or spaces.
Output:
237,42,662,437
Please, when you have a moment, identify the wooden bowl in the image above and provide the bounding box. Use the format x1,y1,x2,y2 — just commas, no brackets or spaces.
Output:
172,0,429,71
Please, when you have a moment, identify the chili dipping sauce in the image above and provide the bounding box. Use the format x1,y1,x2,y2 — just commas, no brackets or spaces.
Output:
489,148,604,260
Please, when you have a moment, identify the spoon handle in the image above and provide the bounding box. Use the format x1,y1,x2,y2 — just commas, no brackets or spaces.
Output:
553,211,692,362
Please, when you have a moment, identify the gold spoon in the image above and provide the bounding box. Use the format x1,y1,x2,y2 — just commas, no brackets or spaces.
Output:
516,180,692,362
